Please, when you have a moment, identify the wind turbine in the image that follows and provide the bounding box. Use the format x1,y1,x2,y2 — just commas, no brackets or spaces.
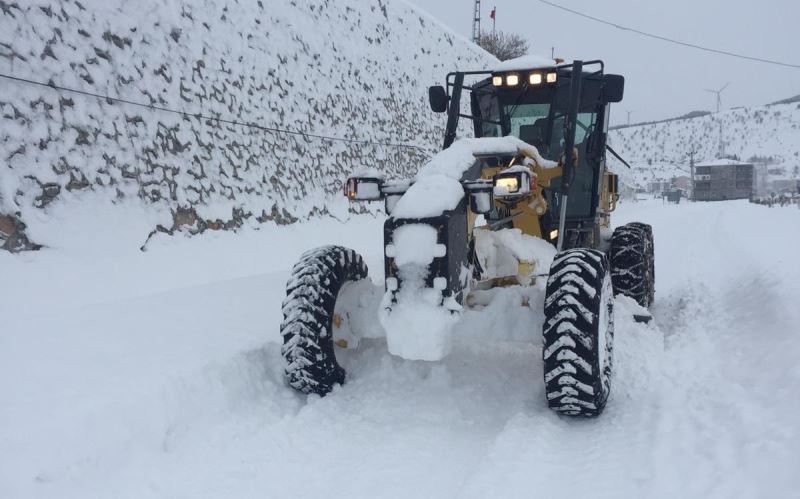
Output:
704,83,730,113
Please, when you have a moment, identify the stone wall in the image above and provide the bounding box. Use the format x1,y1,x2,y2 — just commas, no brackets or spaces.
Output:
0,0,494,251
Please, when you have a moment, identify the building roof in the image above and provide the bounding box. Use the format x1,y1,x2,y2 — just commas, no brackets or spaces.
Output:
694,158,752,167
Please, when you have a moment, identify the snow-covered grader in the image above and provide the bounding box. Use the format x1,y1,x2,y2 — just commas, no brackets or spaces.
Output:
280,58,654,416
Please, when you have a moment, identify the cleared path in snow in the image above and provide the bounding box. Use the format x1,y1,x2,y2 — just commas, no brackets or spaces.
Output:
1,200,798,498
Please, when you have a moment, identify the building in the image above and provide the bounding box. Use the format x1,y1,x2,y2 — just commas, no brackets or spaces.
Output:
647,180,671,195
693,159,753,201
672,175,692,191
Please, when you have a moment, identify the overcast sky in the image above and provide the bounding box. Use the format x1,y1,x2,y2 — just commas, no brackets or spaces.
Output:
406,0,800,126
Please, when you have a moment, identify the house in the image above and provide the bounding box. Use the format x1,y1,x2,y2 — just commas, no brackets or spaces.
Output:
693,159,753,201
647,180,671,195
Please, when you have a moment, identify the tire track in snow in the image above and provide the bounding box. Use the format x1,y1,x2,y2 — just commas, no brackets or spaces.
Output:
457,298,665,499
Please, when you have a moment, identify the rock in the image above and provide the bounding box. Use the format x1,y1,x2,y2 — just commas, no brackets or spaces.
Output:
0,213,42,252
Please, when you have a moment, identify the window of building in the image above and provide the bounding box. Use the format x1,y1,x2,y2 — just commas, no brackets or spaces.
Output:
695,181,711,191
695,166,711,175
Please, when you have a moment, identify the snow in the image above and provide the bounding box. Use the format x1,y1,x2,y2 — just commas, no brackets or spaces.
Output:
391,137,556,219
693,158,752,167
380,223,454,360
2,198,800,497
380,261,458,361
474,227,557,281
389,223,441,266
350,166,386,179
494,54,560,72
0,0,496,234
389,173,466,219
608,101,800,191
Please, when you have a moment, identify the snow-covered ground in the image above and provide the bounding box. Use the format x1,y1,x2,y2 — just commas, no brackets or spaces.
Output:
2,198,799,498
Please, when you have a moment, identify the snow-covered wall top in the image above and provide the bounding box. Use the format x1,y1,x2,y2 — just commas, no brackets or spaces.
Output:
0,0,495,250
608,102,800,187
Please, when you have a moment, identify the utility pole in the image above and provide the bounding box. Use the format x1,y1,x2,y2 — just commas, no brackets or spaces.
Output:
472,0,481,44
627,110,633,126
687,143,699,201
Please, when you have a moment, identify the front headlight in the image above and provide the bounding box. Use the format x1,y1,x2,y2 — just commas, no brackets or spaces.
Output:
493,169,533,198
495,177,520,194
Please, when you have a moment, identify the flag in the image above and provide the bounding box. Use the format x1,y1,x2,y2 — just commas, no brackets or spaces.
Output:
490,7,496,20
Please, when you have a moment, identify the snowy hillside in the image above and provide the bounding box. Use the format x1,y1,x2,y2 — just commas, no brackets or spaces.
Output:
608,102,800,188
2,198,799,498
0,0,494,250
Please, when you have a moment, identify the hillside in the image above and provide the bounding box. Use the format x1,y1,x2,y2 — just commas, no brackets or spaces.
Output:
608,101,800,188
0,0,495,250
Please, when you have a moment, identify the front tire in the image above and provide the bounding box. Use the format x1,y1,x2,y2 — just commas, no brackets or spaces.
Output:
281,246,369,395
543,249,614,417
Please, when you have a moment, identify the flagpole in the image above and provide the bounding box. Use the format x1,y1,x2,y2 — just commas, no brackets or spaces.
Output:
492,5,496,39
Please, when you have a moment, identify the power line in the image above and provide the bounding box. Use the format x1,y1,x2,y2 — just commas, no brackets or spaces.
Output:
537,0,800,69
0,72,434,153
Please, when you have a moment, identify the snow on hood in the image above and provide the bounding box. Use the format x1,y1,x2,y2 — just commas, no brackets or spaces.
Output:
493,54,563,72
391,137,557,219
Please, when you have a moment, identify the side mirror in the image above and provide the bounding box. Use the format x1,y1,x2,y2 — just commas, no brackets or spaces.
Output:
344,177,384,201
428,85,448,113
603,74,625,103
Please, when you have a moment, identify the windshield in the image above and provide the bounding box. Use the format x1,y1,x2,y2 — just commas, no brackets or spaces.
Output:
505,103,551,156
472,80,603,220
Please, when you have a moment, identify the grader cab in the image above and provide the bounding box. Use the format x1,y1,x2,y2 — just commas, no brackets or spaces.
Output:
280,58,655,417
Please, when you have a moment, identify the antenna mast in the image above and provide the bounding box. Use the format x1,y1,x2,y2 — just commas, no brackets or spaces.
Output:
472,0,481,44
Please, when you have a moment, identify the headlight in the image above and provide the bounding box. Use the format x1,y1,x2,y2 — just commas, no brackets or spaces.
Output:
546,72,557,83
492,76,503,86
495,177,520,193
493,169,533,198
529,73,543,85
505,74,520,86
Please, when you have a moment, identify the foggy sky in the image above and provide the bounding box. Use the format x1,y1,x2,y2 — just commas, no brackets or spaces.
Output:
406,0,800,126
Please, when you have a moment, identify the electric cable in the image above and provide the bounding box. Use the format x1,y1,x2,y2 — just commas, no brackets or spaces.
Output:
537,0,800,69
0,72,435,153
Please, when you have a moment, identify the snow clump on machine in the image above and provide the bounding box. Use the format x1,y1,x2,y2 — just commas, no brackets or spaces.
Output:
380,223,455,360
391,136,556,219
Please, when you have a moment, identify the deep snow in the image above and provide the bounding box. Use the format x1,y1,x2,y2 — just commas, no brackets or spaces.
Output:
1,198,799,498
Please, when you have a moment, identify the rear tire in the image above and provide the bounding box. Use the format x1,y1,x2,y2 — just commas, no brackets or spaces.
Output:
281,246,369,395
610,223,655,307
543,249,614,417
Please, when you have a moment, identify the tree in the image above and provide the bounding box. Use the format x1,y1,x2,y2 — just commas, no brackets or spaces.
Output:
478,30,529,61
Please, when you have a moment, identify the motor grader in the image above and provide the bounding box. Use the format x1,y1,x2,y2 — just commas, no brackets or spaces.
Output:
279,58,655,417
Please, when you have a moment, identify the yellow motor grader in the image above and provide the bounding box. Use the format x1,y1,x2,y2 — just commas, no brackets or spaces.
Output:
280,58,654,417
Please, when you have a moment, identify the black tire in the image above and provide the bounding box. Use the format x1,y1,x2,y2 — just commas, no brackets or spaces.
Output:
628,222,655,305
281,246,369,395
543,249,614,417
610,223,655,307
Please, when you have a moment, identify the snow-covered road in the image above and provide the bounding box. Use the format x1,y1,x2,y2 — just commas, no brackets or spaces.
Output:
1,199,798,498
